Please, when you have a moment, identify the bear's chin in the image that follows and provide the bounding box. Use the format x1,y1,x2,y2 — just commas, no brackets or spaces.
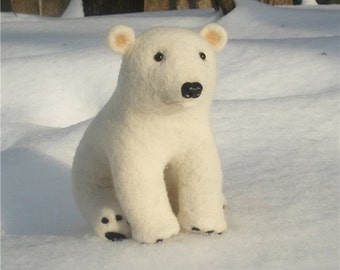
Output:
164,99,201,108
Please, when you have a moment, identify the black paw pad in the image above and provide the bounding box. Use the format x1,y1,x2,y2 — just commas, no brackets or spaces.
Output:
101,217,109,224
105,232,126,241
115,215,123,221
206,230,214,234
156,239,163,243
192,227,200,231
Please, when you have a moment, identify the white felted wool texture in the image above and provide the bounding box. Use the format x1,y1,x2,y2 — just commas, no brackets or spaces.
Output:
72,24,228,244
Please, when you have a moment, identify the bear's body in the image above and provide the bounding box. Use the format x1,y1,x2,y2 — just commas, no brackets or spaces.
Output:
72,24,228,244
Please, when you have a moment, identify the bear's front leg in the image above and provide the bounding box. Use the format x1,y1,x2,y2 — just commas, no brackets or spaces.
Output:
109,152,180,244
176,141,227,235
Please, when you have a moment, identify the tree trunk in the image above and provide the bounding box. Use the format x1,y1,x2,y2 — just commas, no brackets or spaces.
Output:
1,0,11,11
82,0,144,16
216,0,235,14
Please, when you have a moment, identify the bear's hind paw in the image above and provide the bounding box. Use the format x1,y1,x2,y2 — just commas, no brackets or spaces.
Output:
95,211,131,241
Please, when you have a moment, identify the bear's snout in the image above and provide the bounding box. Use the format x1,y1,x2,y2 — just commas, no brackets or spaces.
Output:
181,82,203,99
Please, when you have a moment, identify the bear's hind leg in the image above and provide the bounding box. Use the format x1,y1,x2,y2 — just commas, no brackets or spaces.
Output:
73,182,131,241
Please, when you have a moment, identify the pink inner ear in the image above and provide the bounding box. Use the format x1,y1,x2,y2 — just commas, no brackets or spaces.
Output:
115,34,129,49
204,30,221,46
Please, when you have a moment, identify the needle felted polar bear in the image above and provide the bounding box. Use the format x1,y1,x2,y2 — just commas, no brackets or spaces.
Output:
72,23,228,244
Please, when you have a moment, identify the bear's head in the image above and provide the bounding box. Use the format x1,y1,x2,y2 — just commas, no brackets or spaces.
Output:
107,24,227,114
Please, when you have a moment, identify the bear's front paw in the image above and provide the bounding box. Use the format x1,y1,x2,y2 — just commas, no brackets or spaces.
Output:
178,211,227,236
131,215,180,244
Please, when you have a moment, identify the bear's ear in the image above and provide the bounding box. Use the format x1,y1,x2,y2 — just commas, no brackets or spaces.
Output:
200,23,228,52
107,25,135,55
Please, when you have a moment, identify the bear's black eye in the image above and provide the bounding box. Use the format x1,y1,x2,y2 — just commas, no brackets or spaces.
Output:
199,52,206,60
154,52,165,62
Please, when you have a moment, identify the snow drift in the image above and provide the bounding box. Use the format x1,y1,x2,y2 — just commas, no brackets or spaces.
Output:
1,0,339,269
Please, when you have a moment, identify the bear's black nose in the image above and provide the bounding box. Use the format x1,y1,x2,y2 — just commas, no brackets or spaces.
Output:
181,82,203,99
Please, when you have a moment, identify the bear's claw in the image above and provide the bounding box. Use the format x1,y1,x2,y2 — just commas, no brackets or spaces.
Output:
191,227,222,235
105,232,126,241
115,215,123,221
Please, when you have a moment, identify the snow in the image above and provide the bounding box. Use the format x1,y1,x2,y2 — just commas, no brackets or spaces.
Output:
1,0,339,269
302,0,318,5
62,0,84,18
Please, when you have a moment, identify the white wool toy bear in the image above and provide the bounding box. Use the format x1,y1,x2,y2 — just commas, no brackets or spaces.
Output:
72,23,228,244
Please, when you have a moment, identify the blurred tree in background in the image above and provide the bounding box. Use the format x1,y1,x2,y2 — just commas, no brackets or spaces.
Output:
82,0,143,16
1,0,339,16
2,0,70,16
82,0,235,15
